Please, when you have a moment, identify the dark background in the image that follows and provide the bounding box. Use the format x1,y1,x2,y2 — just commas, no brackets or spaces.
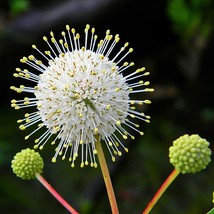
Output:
0,0,214,213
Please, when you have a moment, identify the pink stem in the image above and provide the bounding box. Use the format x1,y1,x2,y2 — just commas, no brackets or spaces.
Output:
142,169,180,214
36,174,79,214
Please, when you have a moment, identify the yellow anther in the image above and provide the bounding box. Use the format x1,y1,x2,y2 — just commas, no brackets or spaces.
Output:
17,119,22,123
129,48,133,52
76,33,80,39
25,74,30,78
61,31,65,36
130,101,135,105
130,114,135,118
116,121,121,125
66,25,70,30
24,113,29,117
32,44,37,49
109,142,113,146
94,128,98,134
124,148,129,152
16,68,21,71
115,88,120,92
11,103,17,107
71,163,75,168
10,86,15,90
45,51,50,55
112,157,116,162
43,36,48,41
106,29,110,35
52,157,56,163
140,132,144,136
39,145,43,150
91,28,95,33
71,28,75,34
51,38,56,43
80,162,84,168
59,39,63,44
93,149,97,154
123,62,128,66
13,73,19,77
115,37,120,42
94,163,98,168
144,72,150,76
50,31,54,37
19,125,26,130
25,135,29,140
80,140,83,144
145,120,150,123
51,141,55,145
118,151,122,156
19,73,24,77
130,62,135,66
11,99,17,104
34,145,38,149
123,135,128,139
106,105,111,109
20,58,27,63
62,156,65,160
131,136,135,140
100,55,104,60
144,100,151,104
85,161,89,165
35,139,39,143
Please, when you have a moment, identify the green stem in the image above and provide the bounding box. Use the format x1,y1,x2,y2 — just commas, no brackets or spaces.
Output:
142,169,180,214
36,174,79,214
95,135,119,214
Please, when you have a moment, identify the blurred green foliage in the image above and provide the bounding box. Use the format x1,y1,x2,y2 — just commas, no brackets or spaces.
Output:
9,0,30,15
167,0,214,39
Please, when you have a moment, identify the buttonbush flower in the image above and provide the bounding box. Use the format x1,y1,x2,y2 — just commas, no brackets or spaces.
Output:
11,148,44,180
169,134,212,174
11,24,153,167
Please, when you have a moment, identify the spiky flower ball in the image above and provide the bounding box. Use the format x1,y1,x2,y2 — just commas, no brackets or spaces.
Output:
169,134,212,174
11,24,153,167
11,148,44,180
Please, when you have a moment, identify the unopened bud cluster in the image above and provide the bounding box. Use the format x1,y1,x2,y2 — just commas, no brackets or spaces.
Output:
11,148,44,180
169,134,211,174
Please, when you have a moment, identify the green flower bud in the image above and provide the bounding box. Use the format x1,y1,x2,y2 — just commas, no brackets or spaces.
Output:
11,148,44,180
169,134,212,174
213,192,214,203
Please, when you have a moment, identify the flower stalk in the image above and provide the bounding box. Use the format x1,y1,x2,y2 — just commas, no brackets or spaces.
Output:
36,173,79,214
143,169,180,214
95,135,119,214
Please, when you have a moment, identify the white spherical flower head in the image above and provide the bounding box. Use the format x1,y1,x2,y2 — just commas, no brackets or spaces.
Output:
11,24,153,167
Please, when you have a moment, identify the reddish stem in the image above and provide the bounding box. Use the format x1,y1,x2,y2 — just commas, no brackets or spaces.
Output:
143,169,180,214
36,174,79,214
